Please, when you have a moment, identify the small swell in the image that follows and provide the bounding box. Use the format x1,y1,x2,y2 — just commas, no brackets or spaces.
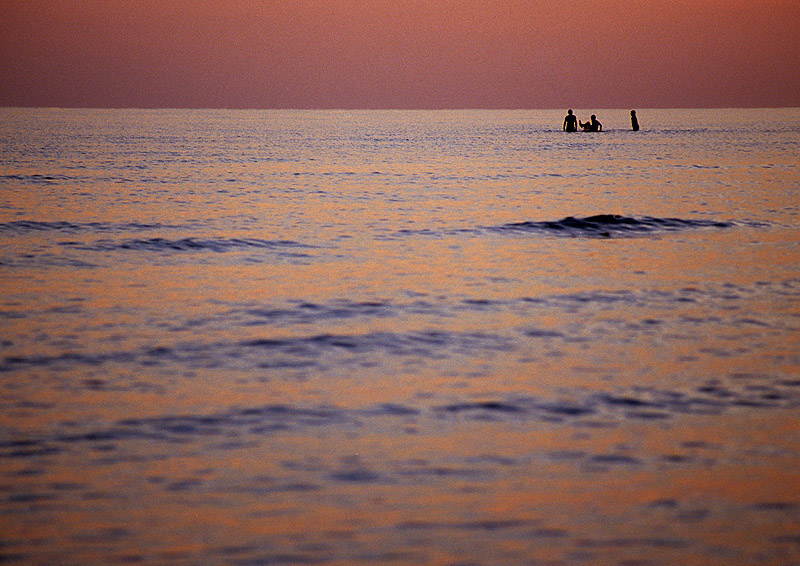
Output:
59,237,310,253
0,221,180,234
48,404,352,447
241,330,514,359
0,330,513,374
8,381,800,460
242,300,397,324
497,214,736,238
0,173,74,185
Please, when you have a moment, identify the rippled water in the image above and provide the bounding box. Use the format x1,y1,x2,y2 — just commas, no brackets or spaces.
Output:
1,108,799,565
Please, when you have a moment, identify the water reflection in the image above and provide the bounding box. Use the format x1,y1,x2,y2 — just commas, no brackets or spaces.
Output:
1,109,799,565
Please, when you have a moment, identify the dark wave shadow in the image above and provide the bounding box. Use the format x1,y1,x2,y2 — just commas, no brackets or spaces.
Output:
495,214,737,238
6,379,799,462
57,237,312,253
0,220,182,234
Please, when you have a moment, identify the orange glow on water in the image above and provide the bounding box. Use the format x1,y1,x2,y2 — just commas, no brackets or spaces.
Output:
1,108,799,564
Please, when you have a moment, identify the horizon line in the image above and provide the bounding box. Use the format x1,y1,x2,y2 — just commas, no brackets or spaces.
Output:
2,105,799,111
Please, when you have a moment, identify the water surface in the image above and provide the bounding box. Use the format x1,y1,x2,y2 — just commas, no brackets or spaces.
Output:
1,109,799,565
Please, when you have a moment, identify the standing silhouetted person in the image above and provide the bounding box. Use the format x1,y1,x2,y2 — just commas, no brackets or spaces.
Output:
580,115,602,132
563,109,578,132
631,110,640,131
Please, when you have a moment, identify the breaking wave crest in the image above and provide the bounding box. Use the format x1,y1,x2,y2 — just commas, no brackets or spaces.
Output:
497,214,737,237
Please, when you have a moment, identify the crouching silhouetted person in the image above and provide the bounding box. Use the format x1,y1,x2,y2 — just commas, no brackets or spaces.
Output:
580,115,602,132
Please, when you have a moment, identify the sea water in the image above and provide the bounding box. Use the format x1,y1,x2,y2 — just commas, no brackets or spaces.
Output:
0,108,799,565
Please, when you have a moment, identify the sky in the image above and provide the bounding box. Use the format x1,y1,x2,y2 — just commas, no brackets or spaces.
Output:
1,0,798,109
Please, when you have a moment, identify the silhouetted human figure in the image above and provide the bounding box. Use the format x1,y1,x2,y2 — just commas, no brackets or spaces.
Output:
580,115,602,132
563,109,578,132
630,110,640,131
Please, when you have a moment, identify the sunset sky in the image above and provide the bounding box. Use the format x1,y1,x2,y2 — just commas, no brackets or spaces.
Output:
1,0,798,109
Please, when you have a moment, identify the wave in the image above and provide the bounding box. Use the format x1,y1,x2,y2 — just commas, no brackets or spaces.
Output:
0,173,78,185
390,214,749,240
4,381,798,460
225,281,796,329
240,330,513,359
3,281,789,368
0,220,180,234
57,237,311,253
0,329,514,380
0,220,309,252
497,214,736,237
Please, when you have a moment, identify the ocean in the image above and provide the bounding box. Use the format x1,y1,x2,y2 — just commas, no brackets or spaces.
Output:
1,108,799,565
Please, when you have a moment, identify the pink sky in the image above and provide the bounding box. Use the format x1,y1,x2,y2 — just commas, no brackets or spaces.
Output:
1,0,798,108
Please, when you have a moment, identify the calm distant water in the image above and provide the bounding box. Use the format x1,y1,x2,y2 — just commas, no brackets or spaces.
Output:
1,108,799,565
